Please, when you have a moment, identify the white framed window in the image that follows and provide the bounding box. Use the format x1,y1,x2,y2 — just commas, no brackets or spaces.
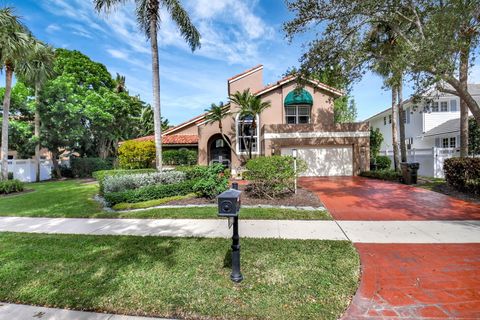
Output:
236,114,260,154
442,138,449,148
432,102,439,112
383,116,387,125
449,137,456,148
285,105,311,124
450,100,458,112
388,114,392,124
440,101,448,112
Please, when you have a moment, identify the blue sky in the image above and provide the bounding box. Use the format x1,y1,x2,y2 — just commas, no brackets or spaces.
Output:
5,0,474,125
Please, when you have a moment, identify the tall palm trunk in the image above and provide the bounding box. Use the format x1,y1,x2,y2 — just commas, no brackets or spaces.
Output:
1,65,13,180
459,43,469,157
34,85,41,182
398,79,407,163
249,118,256,159
391,86,400,171
150,16,163,171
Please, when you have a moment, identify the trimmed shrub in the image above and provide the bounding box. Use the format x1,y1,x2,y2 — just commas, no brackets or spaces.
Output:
70,157,113,178
373,155,391,171
360,169,401,181
103,171,186,194
444,157,480,195
93,168,157,194
244,156,307,198
163,149,197,166
177,164,228,199
104,180,195,205
7,172,13,180
118,140,156,169
0,179,24,194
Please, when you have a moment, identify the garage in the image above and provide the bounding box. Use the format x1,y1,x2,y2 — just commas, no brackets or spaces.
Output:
281,146,353,177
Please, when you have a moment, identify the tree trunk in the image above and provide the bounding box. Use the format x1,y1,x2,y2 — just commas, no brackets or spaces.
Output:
398,80,407,163
34,85,41,182
459,43,469,157
219,122,239,161
444,76,480,125
51,150,61,178
150,16,163,171
391,87,400,171
1,66,13,181
249,118,256,159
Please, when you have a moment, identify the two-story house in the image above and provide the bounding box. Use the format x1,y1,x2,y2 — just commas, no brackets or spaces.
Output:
131,65,370,177
367,84,479,151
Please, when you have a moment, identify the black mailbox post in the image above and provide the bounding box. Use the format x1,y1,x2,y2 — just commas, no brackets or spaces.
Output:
217,183,243,283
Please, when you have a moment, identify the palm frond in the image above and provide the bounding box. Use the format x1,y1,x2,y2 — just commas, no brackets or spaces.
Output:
161,0,201,51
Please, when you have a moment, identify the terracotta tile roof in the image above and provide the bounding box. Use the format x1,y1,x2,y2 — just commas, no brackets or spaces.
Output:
129,134,198,145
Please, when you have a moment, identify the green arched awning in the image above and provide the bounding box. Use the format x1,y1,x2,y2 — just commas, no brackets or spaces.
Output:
284,89,313,106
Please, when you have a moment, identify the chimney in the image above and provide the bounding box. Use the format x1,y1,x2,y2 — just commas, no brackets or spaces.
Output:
227,65,264,96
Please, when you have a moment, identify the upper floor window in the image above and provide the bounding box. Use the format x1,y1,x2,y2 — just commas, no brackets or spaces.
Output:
383,116,387,125
236,114,258,154
286,105,311,124
284,89,313,124
440,101,448,112
388,114,392,124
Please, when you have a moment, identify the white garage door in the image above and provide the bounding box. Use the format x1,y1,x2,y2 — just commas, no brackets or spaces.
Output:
281,146,353,177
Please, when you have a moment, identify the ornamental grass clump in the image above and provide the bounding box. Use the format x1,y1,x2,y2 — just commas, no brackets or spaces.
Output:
103,171,186,194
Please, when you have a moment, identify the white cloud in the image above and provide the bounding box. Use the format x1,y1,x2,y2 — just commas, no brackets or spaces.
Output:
46,24,60,33
68,24,93,39
107,49,129,60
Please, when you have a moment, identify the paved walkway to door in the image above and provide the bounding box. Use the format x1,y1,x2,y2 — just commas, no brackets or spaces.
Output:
300,176,480,220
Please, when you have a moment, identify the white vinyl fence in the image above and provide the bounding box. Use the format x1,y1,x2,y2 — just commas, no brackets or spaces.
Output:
1,159,53,182
380,147,459,178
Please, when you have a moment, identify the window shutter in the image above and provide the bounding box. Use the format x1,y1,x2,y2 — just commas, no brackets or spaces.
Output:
435,137,440,147
406,107,411,124
450,100,457,112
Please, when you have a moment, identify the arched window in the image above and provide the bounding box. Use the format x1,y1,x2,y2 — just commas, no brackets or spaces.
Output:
284,89,313,124
236,114,259,154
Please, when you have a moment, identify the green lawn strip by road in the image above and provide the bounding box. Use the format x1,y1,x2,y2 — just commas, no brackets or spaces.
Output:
114,206,332,220
0,180,331,220
0,180,102,217
111,194,196,210
0,232,359,320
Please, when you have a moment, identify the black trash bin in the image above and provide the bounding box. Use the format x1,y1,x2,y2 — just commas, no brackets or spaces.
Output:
400,162,420,185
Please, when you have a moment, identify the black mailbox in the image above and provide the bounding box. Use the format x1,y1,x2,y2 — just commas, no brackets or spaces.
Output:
217,189,241,217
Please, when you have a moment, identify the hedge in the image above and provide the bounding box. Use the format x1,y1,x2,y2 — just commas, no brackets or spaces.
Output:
103,171,186,194
373,155,391,171
104,180,195,205
70,157,114,178
444,157,480,195
177,164,228,199
118,140,156,169
359,170,401,181
0,179,24,194
163,149,197,166
93,169,157,194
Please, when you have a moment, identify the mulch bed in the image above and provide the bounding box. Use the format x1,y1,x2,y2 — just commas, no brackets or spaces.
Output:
166,184,324,207
426,183,480,204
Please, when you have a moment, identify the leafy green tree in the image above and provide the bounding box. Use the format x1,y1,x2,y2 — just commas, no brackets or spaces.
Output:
334,97,357,123
95,0,201,171
0,119,34,158
369,127,384,159
17,40,55,181
230,89,271,159
0,7,32,179
139,105,170,136
284,0,480,123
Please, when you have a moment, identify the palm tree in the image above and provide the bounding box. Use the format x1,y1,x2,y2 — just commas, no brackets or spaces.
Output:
204,102,238,159
0,7,32,180
114,73,126,93
95,0,201,172
17,40,55,182
230,89,271,159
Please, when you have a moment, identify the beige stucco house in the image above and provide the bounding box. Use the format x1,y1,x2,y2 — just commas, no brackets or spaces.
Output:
133,65,370,176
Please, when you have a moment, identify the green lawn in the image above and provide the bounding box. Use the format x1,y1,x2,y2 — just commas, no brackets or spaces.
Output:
0,180,331,220
0,232,359,320
0,180,102,217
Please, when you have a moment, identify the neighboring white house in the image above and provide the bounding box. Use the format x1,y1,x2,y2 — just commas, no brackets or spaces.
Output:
366,84,480,177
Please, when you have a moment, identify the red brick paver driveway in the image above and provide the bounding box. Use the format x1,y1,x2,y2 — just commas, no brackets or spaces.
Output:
300,176,480,220
300,177,480,319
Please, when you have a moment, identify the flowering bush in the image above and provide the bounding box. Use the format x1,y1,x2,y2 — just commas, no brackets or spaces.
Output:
103,171,186,194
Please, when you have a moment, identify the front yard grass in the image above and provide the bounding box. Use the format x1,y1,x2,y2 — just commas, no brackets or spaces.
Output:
0,179,331,220
0,232,359,320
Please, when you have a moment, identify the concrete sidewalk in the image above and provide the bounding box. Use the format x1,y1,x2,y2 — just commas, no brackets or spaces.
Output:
0,302,169,320
0,217,479,243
